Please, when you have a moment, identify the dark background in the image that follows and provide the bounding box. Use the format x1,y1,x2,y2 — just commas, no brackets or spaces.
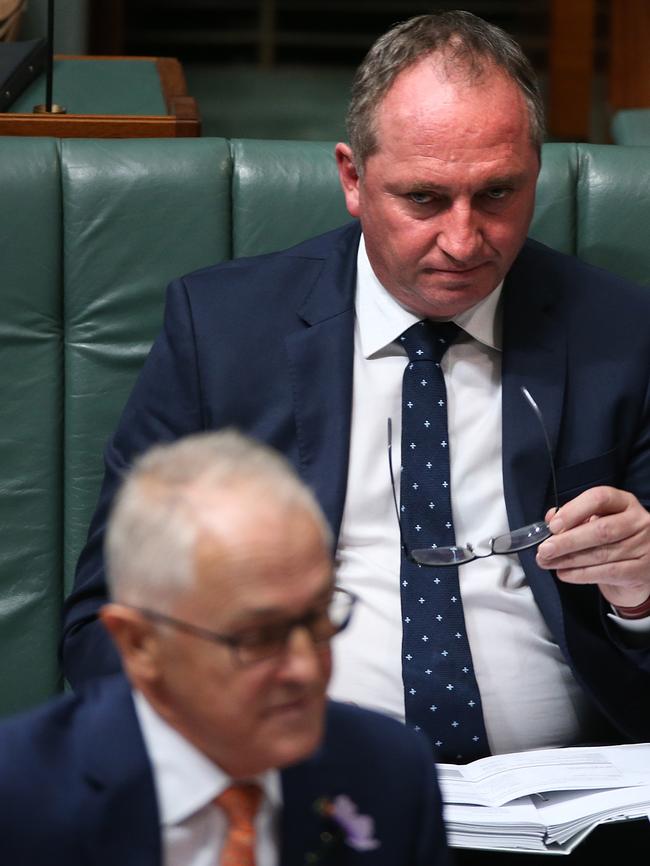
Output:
86,1,617,142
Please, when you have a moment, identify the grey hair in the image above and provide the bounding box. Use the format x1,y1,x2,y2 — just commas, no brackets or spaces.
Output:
347,10,545,168
105,430,332,605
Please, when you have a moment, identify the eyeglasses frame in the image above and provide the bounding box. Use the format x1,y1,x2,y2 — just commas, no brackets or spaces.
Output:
388,385,559,566
126,585,357,665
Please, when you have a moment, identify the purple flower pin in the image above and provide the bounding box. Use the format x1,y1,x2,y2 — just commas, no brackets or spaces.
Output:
315,794,381,852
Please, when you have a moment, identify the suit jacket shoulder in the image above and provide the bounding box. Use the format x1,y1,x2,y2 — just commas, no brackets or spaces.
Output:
179,220,361,314
508,237,650,321
0,675,160,866
62,222,362,686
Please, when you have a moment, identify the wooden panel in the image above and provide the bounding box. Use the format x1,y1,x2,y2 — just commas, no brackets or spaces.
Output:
89,0,126,54
609,0,650,110
547,0,596,140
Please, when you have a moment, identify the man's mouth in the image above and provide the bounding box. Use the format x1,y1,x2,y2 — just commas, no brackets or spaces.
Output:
425,262,489,275
267,692,322,717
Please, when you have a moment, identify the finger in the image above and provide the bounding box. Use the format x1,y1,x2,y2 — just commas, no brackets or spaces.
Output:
537,537,645,577
555,560,636,586
552,558,648,588
537,545,645,581
537,509,644,563
544,486,631,533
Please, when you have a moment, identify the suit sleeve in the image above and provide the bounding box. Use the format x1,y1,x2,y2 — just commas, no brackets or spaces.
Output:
61,278,206,687
600,369,650,662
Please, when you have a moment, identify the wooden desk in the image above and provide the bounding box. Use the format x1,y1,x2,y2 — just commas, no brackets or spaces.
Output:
0,56,200,137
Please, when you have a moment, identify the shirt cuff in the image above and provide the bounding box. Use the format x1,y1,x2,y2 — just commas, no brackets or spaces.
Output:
607,608,650,633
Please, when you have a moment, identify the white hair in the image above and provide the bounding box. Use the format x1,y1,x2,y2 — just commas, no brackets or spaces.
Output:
105,430,332,605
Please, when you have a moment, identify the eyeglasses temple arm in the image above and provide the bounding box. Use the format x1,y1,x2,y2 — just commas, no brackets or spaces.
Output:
387,418,410,557
520,386,560,514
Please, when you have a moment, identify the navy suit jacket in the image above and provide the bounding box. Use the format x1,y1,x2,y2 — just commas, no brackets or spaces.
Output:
63,221,650,740
0,675,448,866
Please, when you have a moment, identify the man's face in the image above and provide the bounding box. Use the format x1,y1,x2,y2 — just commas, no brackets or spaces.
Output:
336,57,540,319
141,494,333,778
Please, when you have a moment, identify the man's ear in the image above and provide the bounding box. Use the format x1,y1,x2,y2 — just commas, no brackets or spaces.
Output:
335,142,362,218
99,604,162,685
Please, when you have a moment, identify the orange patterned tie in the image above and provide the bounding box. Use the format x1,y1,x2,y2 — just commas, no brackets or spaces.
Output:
215,783,263,866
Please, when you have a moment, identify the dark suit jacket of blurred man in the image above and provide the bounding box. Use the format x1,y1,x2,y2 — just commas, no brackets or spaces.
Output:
0,673,448,866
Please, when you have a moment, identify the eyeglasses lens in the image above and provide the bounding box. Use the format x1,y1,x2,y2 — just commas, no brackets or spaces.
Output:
410,545,475,566
411,520,551,566
491,520,551,554
238,589,355,664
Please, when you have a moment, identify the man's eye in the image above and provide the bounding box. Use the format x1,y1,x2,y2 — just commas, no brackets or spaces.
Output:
235,625,285,649
408,192,434,205
484,188,509,200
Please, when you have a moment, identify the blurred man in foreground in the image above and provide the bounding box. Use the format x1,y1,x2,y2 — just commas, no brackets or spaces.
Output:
0,431,447,866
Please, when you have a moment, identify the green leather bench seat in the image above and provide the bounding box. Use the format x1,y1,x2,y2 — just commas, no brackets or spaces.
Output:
612,109,650,146
1,138,649,717
62,138,233,592
0,138,62,712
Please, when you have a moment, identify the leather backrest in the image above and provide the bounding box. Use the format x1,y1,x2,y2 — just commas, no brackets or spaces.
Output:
231,139,349,257
0,138,63,713
574,144,650,284
612,109,650,146
230,139,650,287
61,138,233,593
531,142,577,255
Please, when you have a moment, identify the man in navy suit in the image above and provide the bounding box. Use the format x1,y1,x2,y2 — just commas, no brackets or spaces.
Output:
1,431,448,866
63,9,650,771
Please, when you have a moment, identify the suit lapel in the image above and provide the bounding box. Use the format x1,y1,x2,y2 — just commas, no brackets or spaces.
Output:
77,677,161,866
280,748,350,866
501,245,568,644
286,224,359,540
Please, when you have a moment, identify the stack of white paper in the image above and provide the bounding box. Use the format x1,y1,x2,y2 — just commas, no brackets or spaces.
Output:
437,743,650,854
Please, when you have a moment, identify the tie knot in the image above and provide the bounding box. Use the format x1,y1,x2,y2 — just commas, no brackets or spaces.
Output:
215,783,263,827
399,320,460,363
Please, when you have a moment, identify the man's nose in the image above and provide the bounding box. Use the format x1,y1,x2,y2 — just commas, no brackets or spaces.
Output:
436,204,483,263
279,624,328,682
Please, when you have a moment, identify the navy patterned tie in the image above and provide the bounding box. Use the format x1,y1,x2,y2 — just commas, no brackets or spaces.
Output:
399,320,489,763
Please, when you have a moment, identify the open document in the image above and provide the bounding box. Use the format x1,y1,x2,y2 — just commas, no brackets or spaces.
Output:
437,743,650,854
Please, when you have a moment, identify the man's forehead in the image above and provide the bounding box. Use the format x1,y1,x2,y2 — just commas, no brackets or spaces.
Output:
368,66,535,178
189,504,330,594
388,51,512,98
216,577,335,625
378,56,528,130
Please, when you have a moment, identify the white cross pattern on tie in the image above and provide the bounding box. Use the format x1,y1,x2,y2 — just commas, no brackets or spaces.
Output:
398,320,489,763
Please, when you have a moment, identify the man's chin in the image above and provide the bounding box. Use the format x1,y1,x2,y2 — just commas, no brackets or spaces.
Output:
268,718,325,768
264,698,326,763
407,273,498,317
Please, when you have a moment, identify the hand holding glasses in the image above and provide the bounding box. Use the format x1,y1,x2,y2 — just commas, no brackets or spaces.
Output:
389,386,559,566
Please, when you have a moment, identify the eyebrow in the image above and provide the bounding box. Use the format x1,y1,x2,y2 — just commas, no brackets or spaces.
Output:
406,172,529,193
479,173,528,187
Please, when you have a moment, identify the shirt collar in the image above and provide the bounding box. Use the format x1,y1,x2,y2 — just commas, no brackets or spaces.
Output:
355,234,503,357
133,690,282,826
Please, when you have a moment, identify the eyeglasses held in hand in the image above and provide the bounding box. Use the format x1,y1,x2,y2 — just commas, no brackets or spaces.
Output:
128,585,357,665
388,386,559,566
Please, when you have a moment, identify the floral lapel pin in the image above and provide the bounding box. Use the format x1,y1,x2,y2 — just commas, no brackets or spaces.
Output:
305,794,381,863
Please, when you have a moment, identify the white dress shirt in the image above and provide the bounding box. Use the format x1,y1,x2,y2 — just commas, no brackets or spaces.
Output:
134,691,281,866
328,236,614,754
